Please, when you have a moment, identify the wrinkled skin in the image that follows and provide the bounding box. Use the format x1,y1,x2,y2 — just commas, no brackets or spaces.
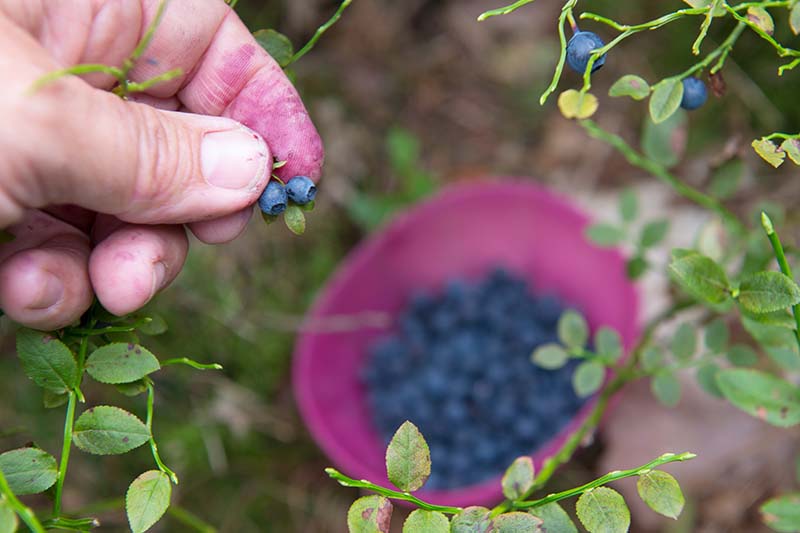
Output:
0,0,323,329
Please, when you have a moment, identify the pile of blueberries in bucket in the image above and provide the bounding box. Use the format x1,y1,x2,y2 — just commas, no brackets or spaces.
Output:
361,268,588,490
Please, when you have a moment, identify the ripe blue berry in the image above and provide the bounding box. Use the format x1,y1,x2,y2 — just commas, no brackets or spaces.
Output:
286,176,317,205
258,180,287,215
680,76,708,110
566,31,606,74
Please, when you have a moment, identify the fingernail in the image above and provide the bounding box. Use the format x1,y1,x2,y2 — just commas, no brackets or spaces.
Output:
151,261,167,298
201,126,268,190
28,273,64,310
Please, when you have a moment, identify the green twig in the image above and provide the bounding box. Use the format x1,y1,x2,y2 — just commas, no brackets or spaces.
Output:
580,119,745,234
167,505,217,533
162,358,223,371
477,0,539,21
692,0,722,54
0,469,46,532
41,516,100,530
325,468,463,514
724,4,800,60
287,0,353,66
539,0,579,105
129,1,169,64
30,65,124,93
125,68,183,93
145,381,179,484
53,392,77,517
764,132,800,141
513,452,696,509
761,212,800,349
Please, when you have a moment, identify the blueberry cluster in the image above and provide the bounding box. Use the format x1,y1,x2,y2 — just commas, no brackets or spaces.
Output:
258,175,317,215
362,269,587,490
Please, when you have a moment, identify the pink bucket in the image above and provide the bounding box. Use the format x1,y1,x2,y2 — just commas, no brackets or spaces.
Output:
293,179,640,507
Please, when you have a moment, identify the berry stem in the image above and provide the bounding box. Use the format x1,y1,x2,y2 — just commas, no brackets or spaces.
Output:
287,0,353,66
146,380,179,484
53,391,77,518
566,11,579,33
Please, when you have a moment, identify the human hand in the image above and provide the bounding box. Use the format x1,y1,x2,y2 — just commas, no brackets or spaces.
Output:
0,0,323,330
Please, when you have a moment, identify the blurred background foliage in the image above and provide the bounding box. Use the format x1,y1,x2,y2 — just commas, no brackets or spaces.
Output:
2,0,799,531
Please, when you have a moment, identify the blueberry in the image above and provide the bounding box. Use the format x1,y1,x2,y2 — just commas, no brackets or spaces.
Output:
680,76,708,110
285,176,317,205
257,180,287,215
566,31,606,74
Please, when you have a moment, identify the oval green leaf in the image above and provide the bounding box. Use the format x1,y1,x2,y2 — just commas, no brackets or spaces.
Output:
0,448,58,495
637,470,685,519
649,79,684,124
0,498,18,533
529,502,578,533
752,138,785,168
557,90,599,120
451,507,493,533
493,512,543,532
668,252,730,304
671,324,697,361
284,205,306,235
746,6,775,35
640,220,669,249
532,344,569,370
609,75,650,100
558,310,589,350
126,470,171,533
576,487,630,533
781,139,800,165
696,363,723,398
760,492,800,532
652,373,682,407
15,328,78,393
85,343,160,384
642,109,687,168
791,4,800,35
738,271,800,314
716,369,800,427
253,29,295,68
619,189,638,222
386,421,430,492
704,318,729,353
347,496,392,533
73,406,151,455
502,457,535,501
585,224,625,247
726,344,758,367
595,327,622,362
402,510,449,533
573,361,605,398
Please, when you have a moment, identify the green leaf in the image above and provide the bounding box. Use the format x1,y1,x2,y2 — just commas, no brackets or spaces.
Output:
704,318,729,353
637,470,685,520
261,212,279,225
0,498,18,533
746,6,775,35
0,448,58,495
493,512,543,532
671,324,697,361
528,502,578,533
752,138,785,168
766,347,800,371
126,470,171,533
284,205,306,235
609,75,650,100
595,327,622,362
137,314,168,336
726,344,758,367
737,271,800,314
300,199,316,212
557,90,599,120
791,4,800,36
532,344,569,370
781,139,800,165
85,343,160,384
652,373,682,407
649,79,684,124
347,496,392,533
576,487,631,533
573,361,605,398
641,346,664,373
696,363,724,398
619,189,638,223
387,128,420,174
115,380,149,397
640,220,669,249
717,369,800,427
709,159,744,200
760,493,800,532
558,310,589,350
585,224,625,247
626,256,648,279
668,252,730,304
73,406,151,455
450,507,493,533
502,457,535,501
681,0,725,15
385,421,431,492
642,109,687,168
15,328,79,393
402,510,449,533
43,390,68,409
252,29,295,68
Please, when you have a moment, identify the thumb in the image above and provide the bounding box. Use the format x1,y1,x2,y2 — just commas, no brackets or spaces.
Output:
3,78,270,227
